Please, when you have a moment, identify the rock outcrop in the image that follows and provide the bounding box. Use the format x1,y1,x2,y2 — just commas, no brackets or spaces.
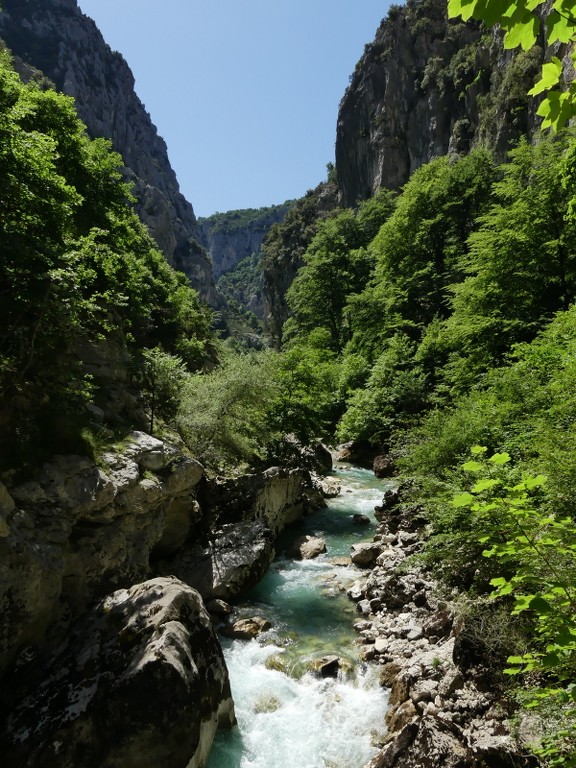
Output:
199,204,291,281
351,485,538,768
0,435,323,674
0,431,204,676
336,0,543,208
0,430,326,764
0,577,235,768
167,467,325,600
0,0,221,307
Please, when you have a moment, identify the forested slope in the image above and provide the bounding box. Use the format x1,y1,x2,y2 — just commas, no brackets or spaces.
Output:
0,48,215,469
274,131,576,763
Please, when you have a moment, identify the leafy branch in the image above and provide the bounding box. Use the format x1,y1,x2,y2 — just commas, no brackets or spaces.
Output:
453,446,576,764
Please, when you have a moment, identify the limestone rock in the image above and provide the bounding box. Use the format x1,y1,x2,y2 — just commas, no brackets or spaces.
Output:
222,616,272,640
336,0,544,209
350,542,382,567
309,654,342,678
199,466,323,536
168,521,276,601
373,455,396,478
288,534,327,560
199,204,291,319
0,434,206,675
333,441,374,468
0,577,235,768
318,476,342,498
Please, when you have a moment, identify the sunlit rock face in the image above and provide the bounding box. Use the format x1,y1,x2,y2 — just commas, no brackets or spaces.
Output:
199,205,292,281
0,0,222,308
336,0,543,208
0,577,236,768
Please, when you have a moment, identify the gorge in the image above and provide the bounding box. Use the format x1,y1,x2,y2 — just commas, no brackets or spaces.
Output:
1,0,575,766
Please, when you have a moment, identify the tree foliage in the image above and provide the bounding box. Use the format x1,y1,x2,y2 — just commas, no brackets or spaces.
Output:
0,51,214,464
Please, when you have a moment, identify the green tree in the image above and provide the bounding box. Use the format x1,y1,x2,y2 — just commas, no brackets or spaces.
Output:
285,190,395,352
177,352,276,470
436,133,576,391
347,151,495,361
0,51,215,464
137,348,188,433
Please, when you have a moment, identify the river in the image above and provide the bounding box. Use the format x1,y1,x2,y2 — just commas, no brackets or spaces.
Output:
206,465,390,768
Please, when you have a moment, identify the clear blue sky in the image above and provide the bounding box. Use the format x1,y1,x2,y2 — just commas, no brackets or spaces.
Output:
76,1,390,217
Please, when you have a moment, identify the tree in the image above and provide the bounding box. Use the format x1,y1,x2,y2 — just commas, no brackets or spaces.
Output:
285,191,395,352
448,0,576,129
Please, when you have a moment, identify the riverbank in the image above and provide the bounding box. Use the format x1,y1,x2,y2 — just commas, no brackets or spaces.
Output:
352,482,539,768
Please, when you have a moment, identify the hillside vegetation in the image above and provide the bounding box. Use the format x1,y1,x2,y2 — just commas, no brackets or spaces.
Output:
0,48,215,468
269,132,576,764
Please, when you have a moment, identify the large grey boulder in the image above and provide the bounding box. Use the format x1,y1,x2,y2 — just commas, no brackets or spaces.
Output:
167,521,276,601
1,577,235,768
288,534,327,560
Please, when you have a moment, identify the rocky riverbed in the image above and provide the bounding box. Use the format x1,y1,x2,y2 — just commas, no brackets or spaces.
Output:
0,431,325,767
349,483,539,768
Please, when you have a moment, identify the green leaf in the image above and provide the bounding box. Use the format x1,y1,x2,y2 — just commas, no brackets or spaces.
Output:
528,58,562,96
470,445,488,455
524,473,548,489
471,477,501,492
543,652,561,667
502,10,539,50
448,0,480,21
462,460,484,472
529,595,554,613
489,452,511,465
546,11,574,44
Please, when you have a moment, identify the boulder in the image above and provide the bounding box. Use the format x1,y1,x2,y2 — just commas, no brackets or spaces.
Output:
373,454,396,478
288,534,327,560
318,476,341,498
221,616,272,640
309,655,342,678
0,577,235,768
199,466,323,535
350,542,382,567
333,441,374,468
352,513,371,526
168,520,276,601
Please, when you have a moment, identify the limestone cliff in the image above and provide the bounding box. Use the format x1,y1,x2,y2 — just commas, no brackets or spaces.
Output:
199,203,292,324
336,0,543,207
199,204,292,280
0,0,222,307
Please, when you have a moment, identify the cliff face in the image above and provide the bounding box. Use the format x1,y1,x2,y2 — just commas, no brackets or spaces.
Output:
199,204,292,280
336,0,543,207
0,0,221,307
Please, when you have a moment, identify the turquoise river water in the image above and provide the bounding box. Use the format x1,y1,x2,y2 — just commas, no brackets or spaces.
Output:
206,465,390,768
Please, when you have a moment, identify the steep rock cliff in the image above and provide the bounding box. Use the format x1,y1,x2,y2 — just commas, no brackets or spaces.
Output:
0,0,222,307
199,203,292,323
336,0,543,207
199,204,292,280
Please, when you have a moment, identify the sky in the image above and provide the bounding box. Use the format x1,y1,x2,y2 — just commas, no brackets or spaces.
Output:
76,1,390,218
